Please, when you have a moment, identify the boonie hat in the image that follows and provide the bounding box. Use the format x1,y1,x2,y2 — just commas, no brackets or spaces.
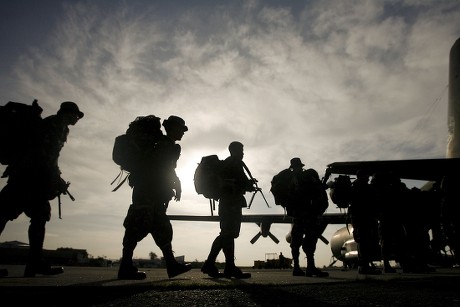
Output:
59,101,84,119
290,157,305,168
163,115,188,131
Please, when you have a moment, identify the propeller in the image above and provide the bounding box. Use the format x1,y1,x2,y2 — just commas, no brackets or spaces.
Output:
250,222,280,244
250,232,262,244
268,232,280,244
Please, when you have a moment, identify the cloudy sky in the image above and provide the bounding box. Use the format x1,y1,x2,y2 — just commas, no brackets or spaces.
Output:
1,0,459,269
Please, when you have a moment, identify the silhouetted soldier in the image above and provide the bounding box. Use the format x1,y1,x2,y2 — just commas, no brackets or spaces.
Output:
440,175,460,265
118,115,191,280
288,158,329,277
0,101,83,277
403,186,437,272
278,252,286,269
201,141,255,279
349,170,381,275
372,172,410,273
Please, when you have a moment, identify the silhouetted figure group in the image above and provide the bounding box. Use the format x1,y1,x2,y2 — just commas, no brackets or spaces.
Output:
2,102,459,281
347,170,450,274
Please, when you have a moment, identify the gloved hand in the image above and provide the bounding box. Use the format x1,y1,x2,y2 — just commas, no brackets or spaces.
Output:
58,178,69,194
247,178,258,192
174,189,182,201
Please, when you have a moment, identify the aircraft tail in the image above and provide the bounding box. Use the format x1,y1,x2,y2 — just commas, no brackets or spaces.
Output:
447,37,460,158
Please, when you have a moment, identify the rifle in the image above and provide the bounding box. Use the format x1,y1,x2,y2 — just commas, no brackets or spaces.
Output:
242,162,271,209
58,181,75,219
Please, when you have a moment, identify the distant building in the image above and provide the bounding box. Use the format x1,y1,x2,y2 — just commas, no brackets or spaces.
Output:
0,241,89,265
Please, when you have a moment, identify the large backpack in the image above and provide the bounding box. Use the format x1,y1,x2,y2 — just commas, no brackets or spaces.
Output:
111,115,163,191
193,155,224,201
0,100,43,169
270,168,294,209
271,168,328,216
304,168,329,215
329,174,352,209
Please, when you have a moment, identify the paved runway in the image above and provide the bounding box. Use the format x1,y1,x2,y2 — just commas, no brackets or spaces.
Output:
1,265,460,306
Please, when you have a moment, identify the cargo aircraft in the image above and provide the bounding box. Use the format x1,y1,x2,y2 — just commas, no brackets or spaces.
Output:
325,37,460,267
324,157,460,267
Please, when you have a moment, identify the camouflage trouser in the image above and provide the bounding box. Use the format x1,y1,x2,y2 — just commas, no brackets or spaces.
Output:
121,181,174,260
205,194,245,264
122,202,173,251
290,215,322,256
0,180,51,265
0,181,51,222
218,195,245,239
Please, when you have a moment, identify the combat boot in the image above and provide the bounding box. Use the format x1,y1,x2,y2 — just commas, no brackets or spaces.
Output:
305,266,329,277
24,260,64,277
224,264,251,279
167,261,192,278
201,260,224,278
117,264,147,280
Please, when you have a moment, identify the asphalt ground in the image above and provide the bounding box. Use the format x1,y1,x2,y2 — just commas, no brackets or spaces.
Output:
1,265,460,306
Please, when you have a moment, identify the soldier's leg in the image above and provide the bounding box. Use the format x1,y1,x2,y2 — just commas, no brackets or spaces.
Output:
23,199,63,277
221,235,235,265
0,183,23,235
220,200,250,279
201,235,224,278
207,235,223,262
357,226,382,275
118,205,149,280
221,234,250,279
159,242,192,278
120,228,139,267
0,217,8,277
0,183,24,277
303,225,328,277
118,229,147,279
290,222,304,276
24,217,64,277
0,218,7,235
28,218,46,263
151,204,191,278
201,201,227,277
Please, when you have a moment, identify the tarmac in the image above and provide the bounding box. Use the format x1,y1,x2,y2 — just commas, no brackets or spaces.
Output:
1,264,460,306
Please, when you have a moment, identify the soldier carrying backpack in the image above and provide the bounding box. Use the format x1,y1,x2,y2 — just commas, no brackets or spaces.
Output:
0,100,84,278
201,141,256,279
116,115,192,280
275,157,329,278
271,158,329,215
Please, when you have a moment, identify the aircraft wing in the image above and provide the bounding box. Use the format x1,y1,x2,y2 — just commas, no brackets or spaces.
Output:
168,212,347,225
325,158,460,181
169,212,347,245
167,214,292,224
